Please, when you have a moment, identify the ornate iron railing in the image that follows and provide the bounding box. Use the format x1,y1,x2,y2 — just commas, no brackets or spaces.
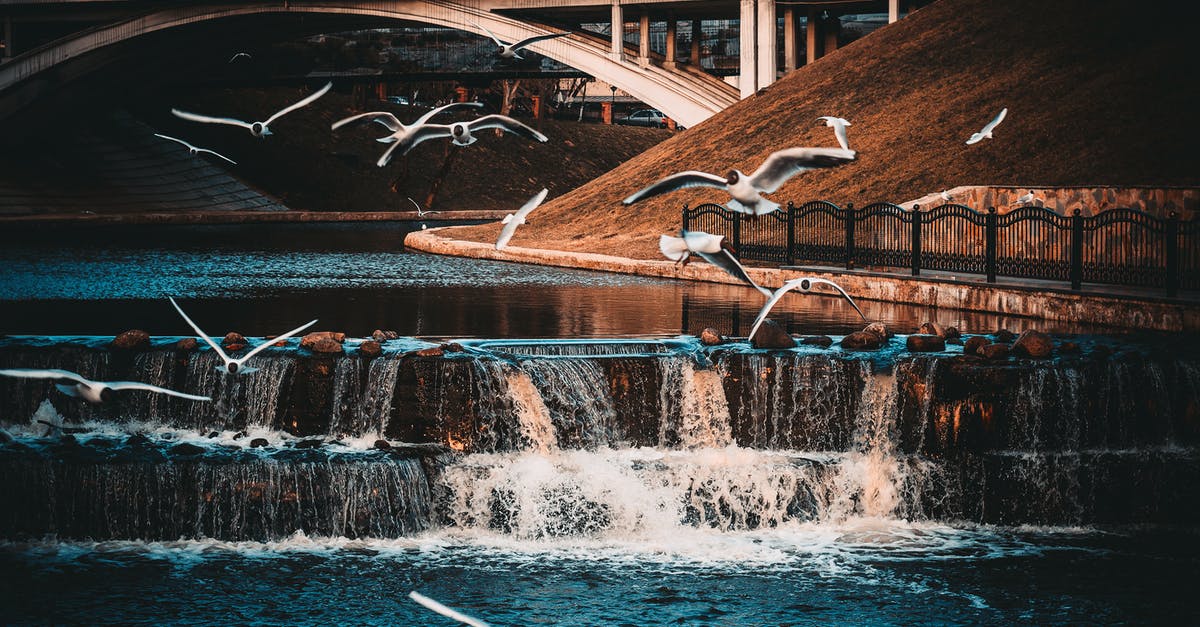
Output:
682,201,1197,296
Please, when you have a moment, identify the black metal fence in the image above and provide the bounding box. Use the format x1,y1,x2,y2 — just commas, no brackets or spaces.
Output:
682,202,1199,296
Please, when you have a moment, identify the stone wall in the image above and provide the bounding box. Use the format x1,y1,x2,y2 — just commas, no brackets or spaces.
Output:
904,186,1199,219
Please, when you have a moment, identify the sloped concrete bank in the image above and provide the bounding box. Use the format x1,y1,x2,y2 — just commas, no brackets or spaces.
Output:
404,228,1200,332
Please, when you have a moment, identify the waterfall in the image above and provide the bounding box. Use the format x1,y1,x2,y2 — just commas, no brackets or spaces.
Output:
658,356,732,448
330,357,402,438
520,358,618,449
503,369,559,453
0,449,438,541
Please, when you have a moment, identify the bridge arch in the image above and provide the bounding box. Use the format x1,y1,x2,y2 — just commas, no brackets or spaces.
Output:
0,1,737,126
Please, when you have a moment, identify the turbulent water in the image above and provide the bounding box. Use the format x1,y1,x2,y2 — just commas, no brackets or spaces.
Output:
1,335,1198,624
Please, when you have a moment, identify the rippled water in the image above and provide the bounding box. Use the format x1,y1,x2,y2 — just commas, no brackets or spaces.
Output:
1,525,1196,625
0,222,1108,337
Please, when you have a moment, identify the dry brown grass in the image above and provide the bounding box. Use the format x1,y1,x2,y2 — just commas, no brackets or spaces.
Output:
442,0,1200,259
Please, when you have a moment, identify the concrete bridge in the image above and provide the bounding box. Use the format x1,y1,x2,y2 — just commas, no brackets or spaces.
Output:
0,0,904,126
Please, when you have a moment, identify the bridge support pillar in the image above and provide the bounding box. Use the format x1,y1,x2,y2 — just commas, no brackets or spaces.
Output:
638,12,650,68
824,15,840,56
664,17,677,69
610,1,623,61
690,20,702,66
738,0,756,98
806,9,822,65
756,0,776,88
889,0,901,23
783,8,799,72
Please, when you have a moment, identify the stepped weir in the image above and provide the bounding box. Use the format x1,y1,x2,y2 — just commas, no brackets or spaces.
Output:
0,335,1197,541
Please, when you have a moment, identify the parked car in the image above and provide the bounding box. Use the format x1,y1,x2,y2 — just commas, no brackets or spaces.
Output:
616,109,668,128
384,95,410,105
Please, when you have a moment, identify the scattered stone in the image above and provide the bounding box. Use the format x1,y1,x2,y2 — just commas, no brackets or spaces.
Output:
918,322,945,338
233,431,248,440
359,340,383,357
249,438,269,449
301,331,346,350
944,326,961,341
126,433,152,447
383,330,400,340
373,439,392,451
1011,330,1054,359
862,322,890,342
993,329,1016,343
906,334,946,352
1059,341,1081,354
699,327,725,346
294,438,324,449
841,331,883,351
308,337,344,354
443,342,465,353
222,332,246,353
980,343,1010,360
750,319,796,349
800,335,834,348
207,431,220,439
371,329,387,342
415,347,444,357
174,337,198,352
169,442,205,456
963,336,989,355
111,329,150,350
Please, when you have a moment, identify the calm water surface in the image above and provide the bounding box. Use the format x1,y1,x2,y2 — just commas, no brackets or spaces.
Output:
0,222,1110,337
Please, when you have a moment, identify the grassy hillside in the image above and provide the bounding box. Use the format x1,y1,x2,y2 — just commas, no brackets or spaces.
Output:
442,0,1200,258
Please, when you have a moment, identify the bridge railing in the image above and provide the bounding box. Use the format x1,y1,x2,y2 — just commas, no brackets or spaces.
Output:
682,201,1199,296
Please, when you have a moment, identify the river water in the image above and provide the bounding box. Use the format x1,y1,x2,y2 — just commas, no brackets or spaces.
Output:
0,222,1107,337
0,221,1192,625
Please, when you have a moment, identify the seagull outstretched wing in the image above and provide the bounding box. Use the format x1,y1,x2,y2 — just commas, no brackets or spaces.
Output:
171,109,253,131
466,115,548,142
495,188,549,250
169,297,231,364
749,147,856,193
106,381,212,402
265,82,332,126
622,171,727,205
748,278,865,340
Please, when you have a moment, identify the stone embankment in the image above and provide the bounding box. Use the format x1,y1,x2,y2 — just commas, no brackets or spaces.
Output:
405,228,1200,332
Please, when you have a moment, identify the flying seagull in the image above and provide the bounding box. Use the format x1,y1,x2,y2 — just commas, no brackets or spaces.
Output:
471,22,569,60
331,102,485,167
408,197,439,217
172,82,332,138
168,297,317,375
659,230,771,297
495,188,549,250
0,369,211,404
408,591,490,627
965,107,1007,145
623,147,856,216
228,52,252,63
747,278,866,341
153,133,237,165
375,114,548,165
816,116,852,151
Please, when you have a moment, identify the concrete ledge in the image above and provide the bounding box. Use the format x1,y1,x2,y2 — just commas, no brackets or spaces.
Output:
405,228,1200,332
0,210,513,227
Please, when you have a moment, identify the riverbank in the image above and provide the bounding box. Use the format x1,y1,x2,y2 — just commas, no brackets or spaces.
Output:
405,227,1200,332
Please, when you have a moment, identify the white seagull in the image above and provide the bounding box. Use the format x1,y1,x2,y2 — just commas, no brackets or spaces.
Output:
747,277,866,341
331,102,485,167
375,114,549,165
1013,191,1035,205
939,190,955,202
0,369,211,404
659,230,771,297
408,197,439,217
408,591,490,627
965,107,1007,145
228,52,252,63
154,133,237,165
495,188,549,250
169,297,317,375
622,147,856,216
816,116,852,151
471,22,569,60
172,81,332,138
